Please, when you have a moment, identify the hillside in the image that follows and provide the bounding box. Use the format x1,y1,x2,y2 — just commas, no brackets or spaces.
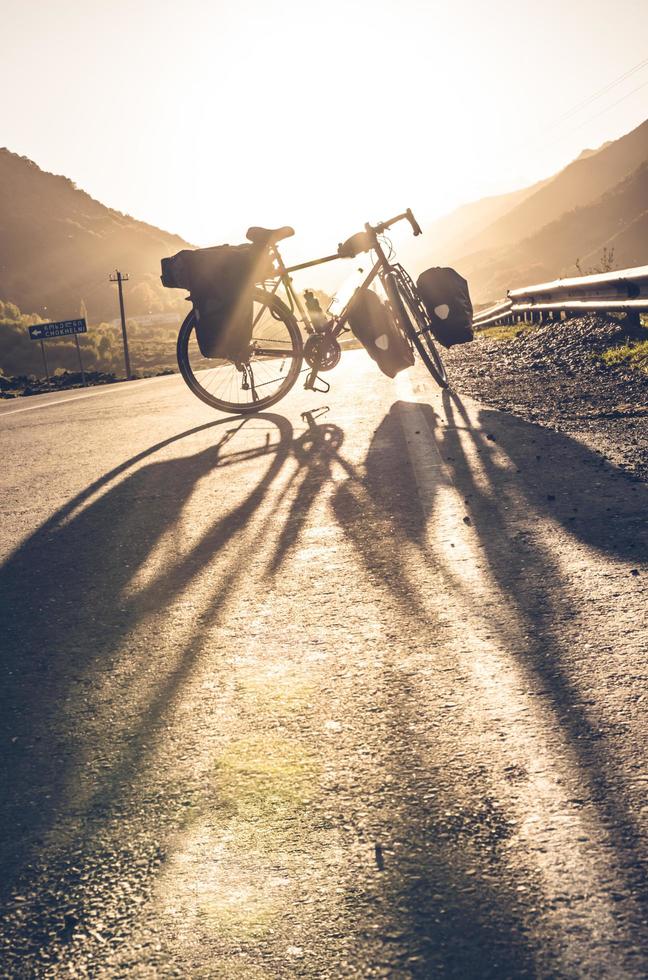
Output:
455,118,648,262
527,161,648,272
416,118,648,304
0,150,193,322
413,177,550,261
456,161,648,301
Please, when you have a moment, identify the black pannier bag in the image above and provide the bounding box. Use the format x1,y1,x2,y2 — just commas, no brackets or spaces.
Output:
161,244,272,359
416,267,474,348
347,289,414,378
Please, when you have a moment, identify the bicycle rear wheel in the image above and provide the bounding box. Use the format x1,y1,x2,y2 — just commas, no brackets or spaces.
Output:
384,268,449,389
177,288,303,413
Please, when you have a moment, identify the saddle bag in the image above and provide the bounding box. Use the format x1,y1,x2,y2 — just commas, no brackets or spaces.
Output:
416,267,474,348
348,289,414,378
161,243,272,359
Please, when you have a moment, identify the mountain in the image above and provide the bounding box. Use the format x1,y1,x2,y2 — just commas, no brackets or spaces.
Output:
456,162,648,301
458,119,648,260
416,118,648,304
516,161,648,273
0,149,193,323
412,177,551,260
2,118,647,320
574,141,612,162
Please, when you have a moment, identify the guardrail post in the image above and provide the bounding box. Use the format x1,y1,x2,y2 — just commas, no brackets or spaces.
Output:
626,311,641,333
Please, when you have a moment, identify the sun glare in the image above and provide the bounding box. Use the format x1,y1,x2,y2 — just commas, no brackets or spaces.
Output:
2,0,647,267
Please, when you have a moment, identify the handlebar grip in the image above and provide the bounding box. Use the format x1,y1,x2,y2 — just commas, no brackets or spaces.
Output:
406,208,422,236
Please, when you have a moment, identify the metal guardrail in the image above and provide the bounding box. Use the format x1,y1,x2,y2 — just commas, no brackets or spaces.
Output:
473,265,648,329
473,299,512,328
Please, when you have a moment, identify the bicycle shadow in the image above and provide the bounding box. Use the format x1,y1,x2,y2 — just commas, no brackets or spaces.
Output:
2,397,646,975
0,405,534,974
437,390,647,860
326,395,647,974
222,408,540,973
0,413,294,893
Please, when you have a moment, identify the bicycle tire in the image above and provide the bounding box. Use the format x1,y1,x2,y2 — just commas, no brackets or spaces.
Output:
383,270,449,389
177,288,303,414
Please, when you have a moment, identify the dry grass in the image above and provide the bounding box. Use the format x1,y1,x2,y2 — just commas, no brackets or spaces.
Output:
477,323,537,342
599,336,648,374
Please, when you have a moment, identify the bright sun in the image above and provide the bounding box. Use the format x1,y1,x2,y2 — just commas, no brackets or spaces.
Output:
3,0,647,279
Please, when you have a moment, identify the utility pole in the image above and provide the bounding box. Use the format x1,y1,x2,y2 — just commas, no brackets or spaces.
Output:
109,269,132,380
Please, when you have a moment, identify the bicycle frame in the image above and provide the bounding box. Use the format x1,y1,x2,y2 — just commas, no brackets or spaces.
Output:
261,222,400,340
174,207,447,412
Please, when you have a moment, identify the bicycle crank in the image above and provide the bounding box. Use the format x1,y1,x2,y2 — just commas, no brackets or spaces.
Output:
303,334,341,371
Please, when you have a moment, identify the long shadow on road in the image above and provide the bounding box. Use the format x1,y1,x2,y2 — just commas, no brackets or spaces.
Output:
329,396,647,976
0,412,296,968
1,398,646,976
437,391,647,869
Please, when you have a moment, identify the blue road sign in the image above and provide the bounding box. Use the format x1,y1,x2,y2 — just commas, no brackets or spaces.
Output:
29,319,87,341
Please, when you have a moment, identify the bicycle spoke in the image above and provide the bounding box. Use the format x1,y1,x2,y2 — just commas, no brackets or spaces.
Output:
177,288,303,413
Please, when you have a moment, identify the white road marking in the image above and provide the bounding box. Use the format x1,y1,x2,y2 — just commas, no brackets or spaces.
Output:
0,374,178,418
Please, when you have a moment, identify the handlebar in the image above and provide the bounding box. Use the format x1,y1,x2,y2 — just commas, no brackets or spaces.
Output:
373,208,422,237
337,208,422,258
406,208,422,236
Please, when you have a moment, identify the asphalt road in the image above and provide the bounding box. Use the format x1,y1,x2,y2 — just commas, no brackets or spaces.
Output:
1,352,647,978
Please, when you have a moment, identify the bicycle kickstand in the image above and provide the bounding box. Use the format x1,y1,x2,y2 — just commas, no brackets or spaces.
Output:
304,366,330,394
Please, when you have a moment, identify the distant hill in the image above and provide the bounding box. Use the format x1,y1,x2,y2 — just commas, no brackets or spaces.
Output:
3,119,647,320
456,161,648,301
459,119,648,259
416,118,648,303
0,149,193,322
412,177,551,261
518,161,648,273
574,141,612,162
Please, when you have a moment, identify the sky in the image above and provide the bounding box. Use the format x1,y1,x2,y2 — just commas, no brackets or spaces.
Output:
2,0,647,265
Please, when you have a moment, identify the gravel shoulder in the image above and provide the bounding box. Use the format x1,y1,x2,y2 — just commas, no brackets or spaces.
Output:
443,314,648,481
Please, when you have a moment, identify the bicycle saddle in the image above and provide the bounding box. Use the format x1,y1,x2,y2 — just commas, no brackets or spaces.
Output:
246,225,295,246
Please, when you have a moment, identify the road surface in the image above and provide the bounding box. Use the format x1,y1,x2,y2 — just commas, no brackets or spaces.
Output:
1,352,647,978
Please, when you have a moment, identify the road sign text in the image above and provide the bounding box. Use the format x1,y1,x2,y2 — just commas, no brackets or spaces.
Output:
29,319,87,341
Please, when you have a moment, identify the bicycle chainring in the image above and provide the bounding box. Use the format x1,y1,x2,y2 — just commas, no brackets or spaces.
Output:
303,334,341,371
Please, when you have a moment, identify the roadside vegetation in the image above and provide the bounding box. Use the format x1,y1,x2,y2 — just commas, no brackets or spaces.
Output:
478,314,648,378
0,299,179,385
599,333,648,374
478,323,537,342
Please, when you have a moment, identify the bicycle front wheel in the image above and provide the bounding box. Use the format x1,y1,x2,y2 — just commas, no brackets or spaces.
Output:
383,269,449,389
177,288,303,414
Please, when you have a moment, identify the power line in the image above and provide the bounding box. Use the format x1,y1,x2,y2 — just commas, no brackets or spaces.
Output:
571,77,648,133
548,55,648,129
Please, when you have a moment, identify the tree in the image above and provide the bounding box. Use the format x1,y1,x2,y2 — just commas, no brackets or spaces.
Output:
575,246,616,276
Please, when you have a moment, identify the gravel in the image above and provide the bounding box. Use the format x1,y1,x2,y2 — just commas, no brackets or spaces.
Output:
443,314,648,481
